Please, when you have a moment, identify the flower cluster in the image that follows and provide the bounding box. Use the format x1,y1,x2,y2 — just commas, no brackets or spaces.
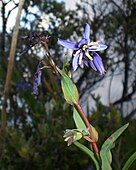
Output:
58,23,107,75
33,63,42,95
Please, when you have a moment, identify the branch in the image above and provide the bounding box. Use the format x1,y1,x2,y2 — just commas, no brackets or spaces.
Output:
113,82,136,105
110,0,125,17
125,108,136,121
6,4,18,21
0,0,25,158
4,0,11,5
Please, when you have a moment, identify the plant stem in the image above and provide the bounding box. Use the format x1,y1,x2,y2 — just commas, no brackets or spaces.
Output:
75,103,99,155
75,103,92,130
41,36,99,155
41,41,60,79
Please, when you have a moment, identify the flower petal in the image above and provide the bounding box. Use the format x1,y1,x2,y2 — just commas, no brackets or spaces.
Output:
58,39,78,50
72,54,80,71
89,61,97,71
88,42,107,51
79,52,84,68
83,60,89,67
80,62,84,68
93,52,106,75
83,23,90,43
98,42,108,50
79,52,83,65
78,38,88,48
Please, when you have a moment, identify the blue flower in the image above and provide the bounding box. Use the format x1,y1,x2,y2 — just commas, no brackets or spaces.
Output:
58,23,107,75
33,63,42,95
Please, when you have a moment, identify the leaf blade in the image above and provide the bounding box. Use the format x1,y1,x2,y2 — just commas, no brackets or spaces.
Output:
73,108,86,129
61,71,79,105
100,123,129,170
74,141,100,170
122,151,136,170
101,123,129,151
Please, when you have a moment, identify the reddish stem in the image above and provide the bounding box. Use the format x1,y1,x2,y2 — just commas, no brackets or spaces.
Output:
75,103,92,131
75,103,99,155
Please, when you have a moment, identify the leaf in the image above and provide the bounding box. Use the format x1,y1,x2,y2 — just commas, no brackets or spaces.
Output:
100,123,129,170
73,108,86,129
18,146,29,159
100,150,112,170
58,69,79,105
74,141,100,170
101,123,129,151
122,151,136,170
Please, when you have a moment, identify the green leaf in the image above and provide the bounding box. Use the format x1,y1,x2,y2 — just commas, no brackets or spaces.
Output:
18,146,29,159
59,69,79,105
122,151,136,170
73,108,86,129
101,123,129,151
74,141,100,170
100,150,112,170
100,123,129,170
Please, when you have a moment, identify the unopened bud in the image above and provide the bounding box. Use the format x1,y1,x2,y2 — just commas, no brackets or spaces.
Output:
89,125,98,142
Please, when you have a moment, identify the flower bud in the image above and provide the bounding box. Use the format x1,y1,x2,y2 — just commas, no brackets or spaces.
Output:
90,125,98,142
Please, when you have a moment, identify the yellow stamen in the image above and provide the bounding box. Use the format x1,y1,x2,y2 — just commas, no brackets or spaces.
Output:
82,44,88,51
85,52,93,61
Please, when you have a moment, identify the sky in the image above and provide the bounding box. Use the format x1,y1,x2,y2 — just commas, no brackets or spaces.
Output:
0,0,19,31
65,0,80,10
0,0,79,31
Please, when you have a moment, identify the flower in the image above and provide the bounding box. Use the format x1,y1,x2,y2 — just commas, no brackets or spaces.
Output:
16,81,31,91
58,23,107,75
63,129,83,146
33,63,42,95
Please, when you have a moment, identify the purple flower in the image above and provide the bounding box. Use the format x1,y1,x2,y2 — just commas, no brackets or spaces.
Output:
58,23,107,75
33,63,42,95
16,81,31,91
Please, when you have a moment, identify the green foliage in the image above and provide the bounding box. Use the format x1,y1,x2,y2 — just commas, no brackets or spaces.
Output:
74,141,100,170
91,99,122,144
100,123,129,170
59,69,79,105
122,151,136,170
0,108,89,170
73,108,86,129
0,90,136,169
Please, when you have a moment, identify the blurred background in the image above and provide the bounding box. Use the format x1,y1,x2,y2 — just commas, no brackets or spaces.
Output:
0,0,136,169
